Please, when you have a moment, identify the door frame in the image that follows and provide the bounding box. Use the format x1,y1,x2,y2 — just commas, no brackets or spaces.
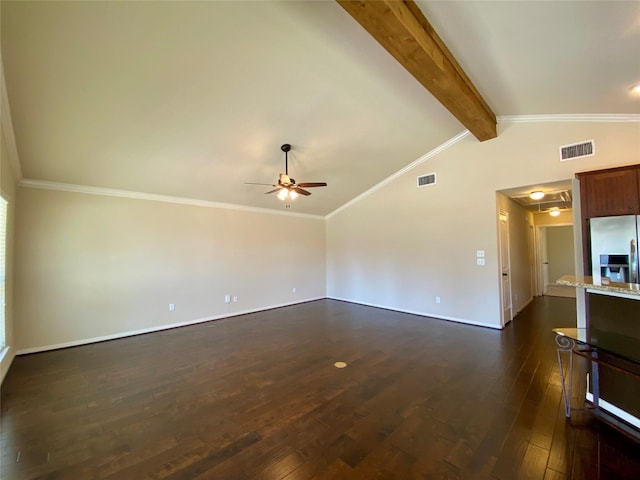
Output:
498,211,513,327
534,222,574,295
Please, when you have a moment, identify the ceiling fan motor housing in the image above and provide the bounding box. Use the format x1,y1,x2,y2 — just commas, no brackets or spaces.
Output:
279,173,293,186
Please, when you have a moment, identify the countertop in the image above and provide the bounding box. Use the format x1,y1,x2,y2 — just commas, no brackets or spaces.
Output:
556,275,640,297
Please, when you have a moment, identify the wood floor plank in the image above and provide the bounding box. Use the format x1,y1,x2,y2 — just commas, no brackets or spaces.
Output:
529,384,562,451
517,442,550,480
544,467,567,480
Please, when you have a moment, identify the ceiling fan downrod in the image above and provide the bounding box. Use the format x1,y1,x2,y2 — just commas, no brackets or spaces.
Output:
281,143,291,176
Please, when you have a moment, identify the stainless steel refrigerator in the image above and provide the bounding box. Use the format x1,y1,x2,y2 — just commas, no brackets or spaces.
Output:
590,215,639,283
588,216,640,424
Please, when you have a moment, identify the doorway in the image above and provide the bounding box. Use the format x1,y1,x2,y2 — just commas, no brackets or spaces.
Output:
538,224,576,298
497,179,575,318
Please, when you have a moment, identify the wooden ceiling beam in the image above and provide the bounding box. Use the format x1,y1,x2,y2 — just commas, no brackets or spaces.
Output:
337,0,497,141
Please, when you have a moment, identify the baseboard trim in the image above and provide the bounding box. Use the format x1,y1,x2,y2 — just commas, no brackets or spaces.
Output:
15,297,325,355
586,391,640,430
327,296,502,330
16,296,502,354
514,296,534,315
0,345,16,384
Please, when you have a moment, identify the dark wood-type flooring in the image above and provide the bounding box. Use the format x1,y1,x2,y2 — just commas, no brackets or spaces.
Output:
2,297,640,479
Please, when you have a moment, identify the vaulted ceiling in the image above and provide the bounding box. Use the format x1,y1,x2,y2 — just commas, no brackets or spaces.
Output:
2,1,639,216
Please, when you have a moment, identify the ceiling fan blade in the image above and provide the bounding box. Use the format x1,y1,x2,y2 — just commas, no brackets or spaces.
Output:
297,182,327,188
292,187,311,196
265,187,283,194
245,182,277,186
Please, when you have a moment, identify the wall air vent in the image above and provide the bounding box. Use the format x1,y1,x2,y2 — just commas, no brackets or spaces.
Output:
417,173,436,188
559,140,594,161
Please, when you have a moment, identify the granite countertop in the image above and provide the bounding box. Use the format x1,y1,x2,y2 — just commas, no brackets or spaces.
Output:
556,275,640,297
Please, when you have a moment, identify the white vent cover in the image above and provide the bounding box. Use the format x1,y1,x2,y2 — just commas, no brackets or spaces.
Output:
417,173,436,188
559,140,594,161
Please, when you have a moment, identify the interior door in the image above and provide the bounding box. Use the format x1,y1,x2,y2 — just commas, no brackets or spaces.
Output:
540,227,549,293
529,225,536,299
499,212,513,326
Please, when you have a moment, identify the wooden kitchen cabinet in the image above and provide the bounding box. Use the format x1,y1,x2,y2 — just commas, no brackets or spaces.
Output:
577,164,640,274
578,165,640,218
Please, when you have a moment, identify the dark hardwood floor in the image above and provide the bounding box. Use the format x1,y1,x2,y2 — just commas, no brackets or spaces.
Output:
2,297,640,479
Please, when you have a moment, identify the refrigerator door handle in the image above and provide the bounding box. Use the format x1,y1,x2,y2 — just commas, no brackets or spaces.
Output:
630,238,637,284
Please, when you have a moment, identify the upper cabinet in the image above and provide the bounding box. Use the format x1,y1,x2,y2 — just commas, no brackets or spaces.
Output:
578,165,640,218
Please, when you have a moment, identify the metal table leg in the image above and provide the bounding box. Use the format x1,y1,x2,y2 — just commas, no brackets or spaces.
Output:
592,349,599,410
555,333,576,418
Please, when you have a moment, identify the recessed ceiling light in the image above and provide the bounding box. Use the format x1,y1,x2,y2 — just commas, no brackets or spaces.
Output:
530,191,545,201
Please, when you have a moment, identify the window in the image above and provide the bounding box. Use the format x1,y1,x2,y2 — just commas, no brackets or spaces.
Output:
0,196,7,347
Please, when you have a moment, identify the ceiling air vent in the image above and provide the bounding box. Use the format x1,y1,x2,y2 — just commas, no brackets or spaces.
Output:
417,173,436,188
559,140,594,161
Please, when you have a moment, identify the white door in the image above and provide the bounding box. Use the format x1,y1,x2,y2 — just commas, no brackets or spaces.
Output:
529,225,536,299
499,212,513,326
540,227,549,293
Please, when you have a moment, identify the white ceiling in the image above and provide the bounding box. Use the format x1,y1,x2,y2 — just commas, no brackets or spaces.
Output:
2,1,639,216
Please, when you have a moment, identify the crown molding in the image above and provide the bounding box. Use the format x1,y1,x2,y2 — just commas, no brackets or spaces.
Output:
18,179,325,219
326,114,639,220
498,114,640,123
325,130,471,219
12,115,639,221
0,59,23,180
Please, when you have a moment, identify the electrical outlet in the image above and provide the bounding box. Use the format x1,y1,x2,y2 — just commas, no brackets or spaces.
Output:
225,294,231,303
436,296,441,304
476,250,485,258
233,296,238,303
169,303,175,311
477,258,485,265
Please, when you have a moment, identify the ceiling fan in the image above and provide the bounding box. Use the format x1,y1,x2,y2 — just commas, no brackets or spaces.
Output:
245,144,327,201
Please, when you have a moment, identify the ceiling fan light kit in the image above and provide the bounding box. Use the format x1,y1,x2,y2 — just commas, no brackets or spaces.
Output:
246,143,327,204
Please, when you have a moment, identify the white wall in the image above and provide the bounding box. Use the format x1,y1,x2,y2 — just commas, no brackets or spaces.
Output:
533,210,574,226
546,225,575,284
327,121,640,329
14,187,326,352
